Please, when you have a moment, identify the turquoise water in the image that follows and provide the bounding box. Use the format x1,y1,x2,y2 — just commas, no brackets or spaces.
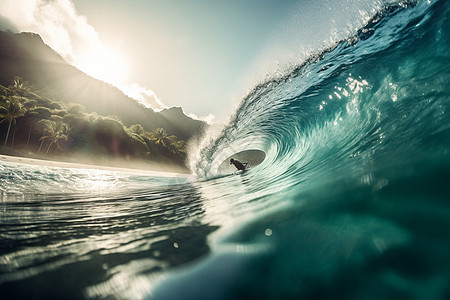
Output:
1,0,450,299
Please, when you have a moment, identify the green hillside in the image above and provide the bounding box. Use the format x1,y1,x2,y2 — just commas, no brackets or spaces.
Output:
0,31,207,170
0,31,206,141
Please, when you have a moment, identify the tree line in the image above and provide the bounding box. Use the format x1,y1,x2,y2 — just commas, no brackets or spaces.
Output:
0,77,188,168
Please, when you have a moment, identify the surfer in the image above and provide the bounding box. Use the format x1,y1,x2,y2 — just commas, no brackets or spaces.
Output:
230,158,247,171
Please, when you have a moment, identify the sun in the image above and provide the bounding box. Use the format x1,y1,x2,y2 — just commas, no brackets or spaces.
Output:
76,45,128,86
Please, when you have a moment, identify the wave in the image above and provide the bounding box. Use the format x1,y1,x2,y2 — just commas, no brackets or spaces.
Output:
0,159,188,197
1,1,449,299
192,0,450,190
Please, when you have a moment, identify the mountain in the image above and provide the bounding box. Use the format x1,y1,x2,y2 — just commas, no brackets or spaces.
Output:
0,30,206,140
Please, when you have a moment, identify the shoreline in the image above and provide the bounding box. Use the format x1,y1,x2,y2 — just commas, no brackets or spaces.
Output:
0,154,191,177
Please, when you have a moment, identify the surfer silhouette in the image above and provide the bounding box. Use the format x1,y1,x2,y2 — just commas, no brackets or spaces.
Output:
230,158,247,171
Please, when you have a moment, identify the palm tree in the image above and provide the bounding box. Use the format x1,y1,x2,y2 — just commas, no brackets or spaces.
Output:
148,128,176,148
9,76,29,95
128,124,145,136
0,97,26,146
38,119,69,156
170,140,186,155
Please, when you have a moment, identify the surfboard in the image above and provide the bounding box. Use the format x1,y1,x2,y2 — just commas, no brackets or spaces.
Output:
217,149,266,174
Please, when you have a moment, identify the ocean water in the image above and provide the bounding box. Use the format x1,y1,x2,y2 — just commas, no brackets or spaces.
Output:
1,0,450,299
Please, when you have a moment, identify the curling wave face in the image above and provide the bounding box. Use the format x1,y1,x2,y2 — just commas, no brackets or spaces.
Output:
193,0,449,190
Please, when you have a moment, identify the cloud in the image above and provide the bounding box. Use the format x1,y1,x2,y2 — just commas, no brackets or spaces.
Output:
0,0,165,110
120,83,167,111
187,113,216,125
0,0,98,64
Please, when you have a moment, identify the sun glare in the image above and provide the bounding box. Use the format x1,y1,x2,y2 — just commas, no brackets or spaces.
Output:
77,46,127,86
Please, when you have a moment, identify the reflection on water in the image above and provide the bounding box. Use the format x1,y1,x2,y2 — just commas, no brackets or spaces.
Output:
0,181,218,300
0,158,286,300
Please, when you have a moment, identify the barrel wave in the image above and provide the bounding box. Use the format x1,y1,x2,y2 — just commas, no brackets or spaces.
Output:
184,1,450,297
1,0,449,299
194,0,449,187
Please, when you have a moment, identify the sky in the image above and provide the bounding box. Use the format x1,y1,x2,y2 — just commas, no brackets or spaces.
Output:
0,0,382,123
